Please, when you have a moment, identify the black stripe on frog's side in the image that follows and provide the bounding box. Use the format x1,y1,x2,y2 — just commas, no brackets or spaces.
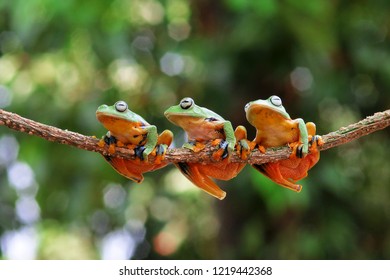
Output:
252,163,268,175
176,162,191,177
205,117,219,122
104,155,113,162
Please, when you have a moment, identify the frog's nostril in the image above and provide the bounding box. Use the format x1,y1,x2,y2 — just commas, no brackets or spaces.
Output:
97,104,108,110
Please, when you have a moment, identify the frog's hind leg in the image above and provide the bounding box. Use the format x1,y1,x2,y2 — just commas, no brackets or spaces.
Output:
252,163,302,192
175,162,226,200
104,156,144,183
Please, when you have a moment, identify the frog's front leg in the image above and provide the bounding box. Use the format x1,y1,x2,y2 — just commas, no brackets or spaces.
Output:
141,125,158,160
222,120,236,153
211,121,237,160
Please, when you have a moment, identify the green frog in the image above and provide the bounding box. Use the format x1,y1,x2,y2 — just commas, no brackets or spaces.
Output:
96,101,173,183
245,95,323,191
164,97,250,200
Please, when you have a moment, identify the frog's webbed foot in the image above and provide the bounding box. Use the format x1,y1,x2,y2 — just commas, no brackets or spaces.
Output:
234,125,251,160
150,130,173,164
211,139,229,160
175,162,226,200
152,144,168,165
101,132,122,154
104,156,144,183
309,135,324,152
289,142,307,159
183,140,206,152
292,135,323,159
253,163,302,192
236,139,251,160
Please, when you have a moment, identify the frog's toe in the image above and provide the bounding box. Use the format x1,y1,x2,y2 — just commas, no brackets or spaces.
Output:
183,141,205,152
156,144,167,155
237,139,251,160
212,139,229,160
103,132,117,145
154,144,168,164
135,145,146,160
310,135,324,146
291,144,305,159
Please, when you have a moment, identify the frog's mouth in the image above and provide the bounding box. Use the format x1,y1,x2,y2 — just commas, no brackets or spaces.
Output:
246,105,290,126
97,113,142,131
165,113,204,125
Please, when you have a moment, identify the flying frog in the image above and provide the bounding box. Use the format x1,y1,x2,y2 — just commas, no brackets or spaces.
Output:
96,101,173,183
164,97,250,200
245,95,323,192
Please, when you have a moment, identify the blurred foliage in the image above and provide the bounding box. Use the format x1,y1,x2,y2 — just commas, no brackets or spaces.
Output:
0,0,390,260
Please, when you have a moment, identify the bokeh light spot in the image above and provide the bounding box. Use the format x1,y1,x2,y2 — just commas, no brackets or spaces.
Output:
7,161,35,190
100,229,136,260
290,67,313,91
160,52,185,76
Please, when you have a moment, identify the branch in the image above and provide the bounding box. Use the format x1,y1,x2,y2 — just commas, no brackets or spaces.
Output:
0,109,389,165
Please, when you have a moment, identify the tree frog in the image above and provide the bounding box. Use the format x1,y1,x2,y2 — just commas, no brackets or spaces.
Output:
96,101,173,183
245,95,323,192
164,97,250,200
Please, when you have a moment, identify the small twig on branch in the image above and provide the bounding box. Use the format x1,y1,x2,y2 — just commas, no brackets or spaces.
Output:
0,109,389,165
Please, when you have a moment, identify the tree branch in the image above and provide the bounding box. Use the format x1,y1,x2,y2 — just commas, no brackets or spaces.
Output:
0,109,389,165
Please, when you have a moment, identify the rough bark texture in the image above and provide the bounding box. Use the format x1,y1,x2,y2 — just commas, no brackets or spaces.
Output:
0,109,389,164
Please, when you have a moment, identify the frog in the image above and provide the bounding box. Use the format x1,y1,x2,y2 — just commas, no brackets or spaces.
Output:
164,97,250,200
245,95,323,192
96,100,173,183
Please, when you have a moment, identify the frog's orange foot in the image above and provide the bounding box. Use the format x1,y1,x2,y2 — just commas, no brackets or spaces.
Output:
236,139,251,160
103,133,118,154
153,144,168,165
116,140,125,147
288,142,305,159
185,141,206,152
212,139,229,160
98,138,106,148
309,135,324,151
257,144,266,153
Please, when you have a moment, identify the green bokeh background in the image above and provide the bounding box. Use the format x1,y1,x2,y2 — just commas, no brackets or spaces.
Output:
0,0,389,259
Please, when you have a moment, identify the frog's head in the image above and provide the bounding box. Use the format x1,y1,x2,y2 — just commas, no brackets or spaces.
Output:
96,100,133,120
245,95,290,125
96,101,147,137
164,97,224,127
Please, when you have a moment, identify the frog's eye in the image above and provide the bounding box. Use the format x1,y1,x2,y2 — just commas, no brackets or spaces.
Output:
270,95,282,107
180,97,194,110
244,102,250,112
115,101,128,112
